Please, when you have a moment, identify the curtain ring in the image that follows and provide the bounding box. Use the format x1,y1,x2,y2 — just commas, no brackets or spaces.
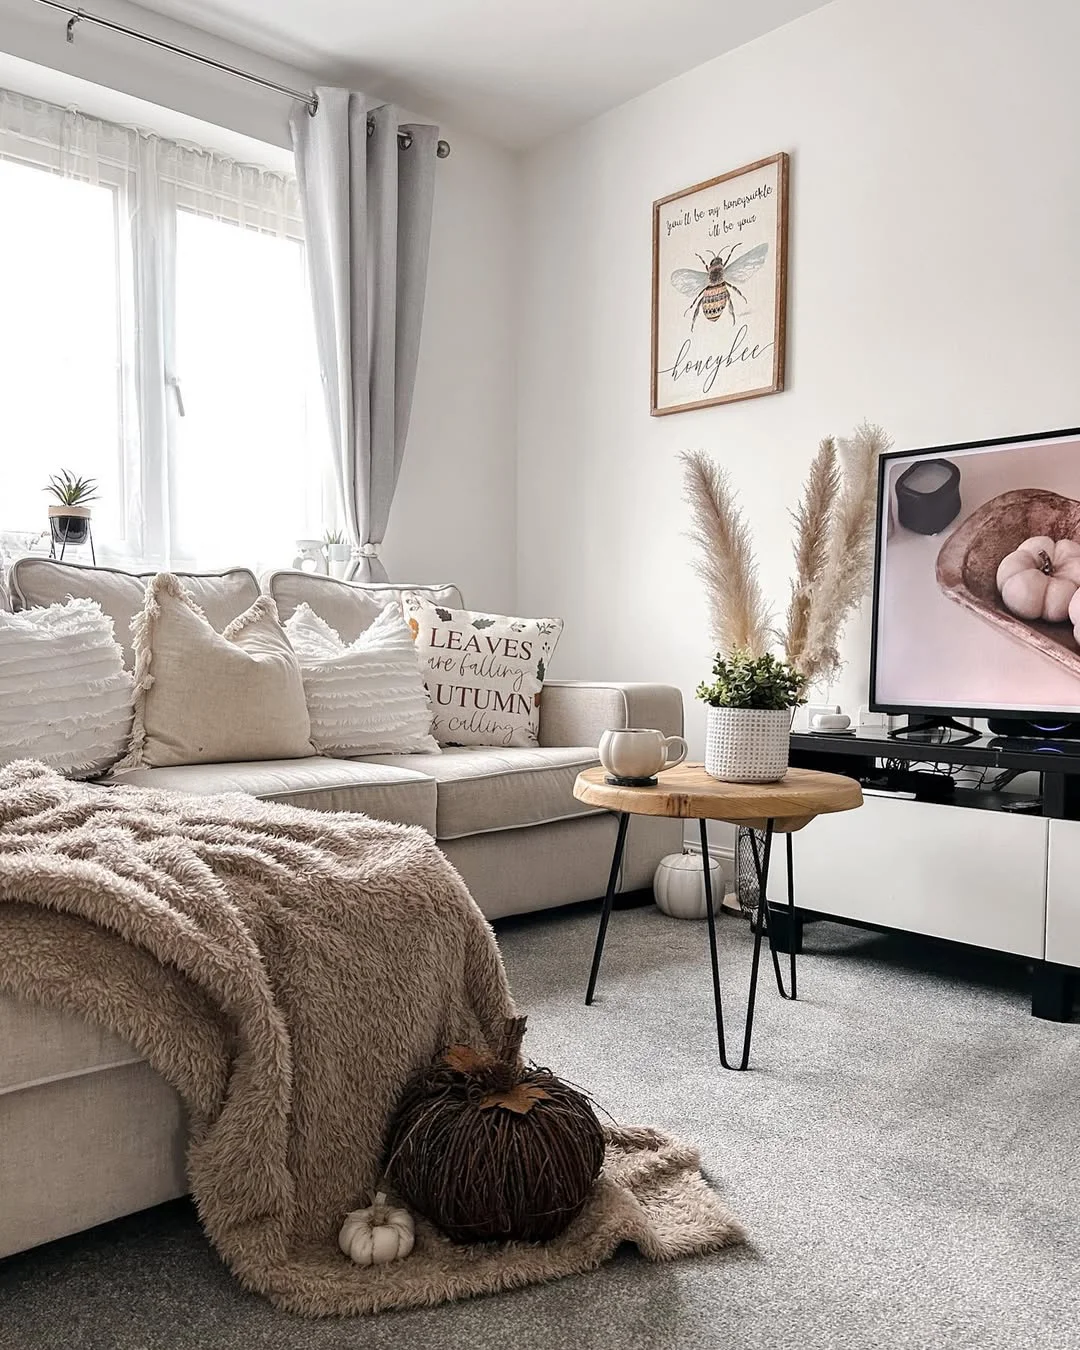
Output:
306,92,318,117
398,130,413,151
367,116,375,137
66,14,81,43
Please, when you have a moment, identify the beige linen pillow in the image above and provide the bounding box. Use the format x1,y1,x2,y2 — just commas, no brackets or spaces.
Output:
401,593,563,748
118,573,313,769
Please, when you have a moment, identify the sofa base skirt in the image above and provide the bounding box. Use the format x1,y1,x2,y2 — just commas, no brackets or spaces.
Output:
443,811,683,921
0,1060,187,1260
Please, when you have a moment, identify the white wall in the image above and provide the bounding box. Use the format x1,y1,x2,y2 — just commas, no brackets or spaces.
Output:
518,0,1080,750
0,0,519,610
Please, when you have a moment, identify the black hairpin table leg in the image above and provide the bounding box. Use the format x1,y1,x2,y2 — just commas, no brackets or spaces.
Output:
585,811,630,1005
784,832,797,1001
750,828,798,1002
705,817,776,1070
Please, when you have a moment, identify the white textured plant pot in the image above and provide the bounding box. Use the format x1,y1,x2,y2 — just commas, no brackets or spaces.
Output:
704,706,791,784
653,852,724,919
326,544,351,580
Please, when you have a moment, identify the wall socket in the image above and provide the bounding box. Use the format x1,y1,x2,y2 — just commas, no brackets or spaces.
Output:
857,706,893,730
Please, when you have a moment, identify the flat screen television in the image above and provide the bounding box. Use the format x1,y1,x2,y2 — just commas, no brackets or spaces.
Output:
870,426,1080,727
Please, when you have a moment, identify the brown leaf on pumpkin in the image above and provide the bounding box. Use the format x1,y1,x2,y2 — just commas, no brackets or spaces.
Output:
444,1044,493,1074
478,1083,551,1114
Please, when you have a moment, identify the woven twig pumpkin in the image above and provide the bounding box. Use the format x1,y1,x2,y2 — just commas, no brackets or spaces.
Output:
385,1016,604,1244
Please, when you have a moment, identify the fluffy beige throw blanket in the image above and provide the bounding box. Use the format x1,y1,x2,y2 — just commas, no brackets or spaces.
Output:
0,762,742,1314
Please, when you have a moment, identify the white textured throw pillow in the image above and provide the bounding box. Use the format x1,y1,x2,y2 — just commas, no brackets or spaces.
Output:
117,574,313,770
0,598,133,777
284,602,439,756
401,594,563,748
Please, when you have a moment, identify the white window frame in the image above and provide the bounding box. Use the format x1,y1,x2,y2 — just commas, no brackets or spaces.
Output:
0,87,317,568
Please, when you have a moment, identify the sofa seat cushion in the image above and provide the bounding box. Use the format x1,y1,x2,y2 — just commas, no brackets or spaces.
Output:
359,745,602,840
109,757,437,833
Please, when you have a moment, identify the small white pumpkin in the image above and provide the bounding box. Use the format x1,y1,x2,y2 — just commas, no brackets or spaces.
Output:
996,536,1080,622
338,1192,415,1266
653,851,725,920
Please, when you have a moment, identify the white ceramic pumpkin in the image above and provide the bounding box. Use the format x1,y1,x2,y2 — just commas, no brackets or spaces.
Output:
996,536,1080,622
338,1192,415,1266
653,851,725,920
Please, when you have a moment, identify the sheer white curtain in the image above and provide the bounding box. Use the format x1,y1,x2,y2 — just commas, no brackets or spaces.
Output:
0,89,334,571
0,92,140,555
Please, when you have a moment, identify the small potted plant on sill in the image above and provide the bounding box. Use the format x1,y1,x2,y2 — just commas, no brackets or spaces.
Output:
697,650,806,783
45,470,98,548
324,529,351,580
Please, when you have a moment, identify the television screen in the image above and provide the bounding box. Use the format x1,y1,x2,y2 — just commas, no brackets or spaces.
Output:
870,427,1080,720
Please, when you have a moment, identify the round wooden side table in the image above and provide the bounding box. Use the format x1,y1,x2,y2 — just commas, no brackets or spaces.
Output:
573,762,863,1070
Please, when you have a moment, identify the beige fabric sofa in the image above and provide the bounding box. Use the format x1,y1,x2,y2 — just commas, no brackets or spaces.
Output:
0,558,683,1258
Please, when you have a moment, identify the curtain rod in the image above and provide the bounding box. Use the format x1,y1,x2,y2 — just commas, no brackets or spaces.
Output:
32,0,452,157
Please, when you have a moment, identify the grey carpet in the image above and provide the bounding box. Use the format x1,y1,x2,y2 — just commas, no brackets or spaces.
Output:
2,904,1079,1350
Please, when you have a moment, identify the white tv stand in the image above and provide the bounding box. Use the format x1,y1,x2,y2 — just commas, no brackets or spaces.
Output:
787,730,1080,1020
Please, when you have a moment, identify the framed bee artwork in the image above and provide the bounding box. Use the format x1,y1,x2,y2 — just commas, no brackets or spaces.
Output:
651,152,789,416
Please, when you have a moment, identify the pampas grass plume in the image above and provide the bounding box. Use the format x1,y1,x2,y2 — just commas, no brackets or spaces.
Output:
681,450,771,657
798,420,892,685
684,422,890,688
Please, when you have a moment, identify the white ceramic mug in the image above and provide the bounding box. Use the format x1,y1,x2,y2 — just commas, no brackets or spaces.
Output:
598,727,689,781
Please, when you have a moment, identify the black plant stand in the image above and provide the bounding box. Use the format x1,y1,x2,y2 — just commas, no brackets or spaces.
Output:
49,520,96,564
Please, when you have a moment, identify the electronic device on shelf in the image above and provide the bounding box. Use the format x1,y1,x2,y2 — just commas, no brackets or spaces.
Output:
868,425,1080,741
987,717,1080,740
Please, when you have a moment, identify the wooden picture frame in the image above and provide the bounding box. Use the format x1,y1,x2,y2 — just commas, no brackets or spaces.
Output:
651,152,789,416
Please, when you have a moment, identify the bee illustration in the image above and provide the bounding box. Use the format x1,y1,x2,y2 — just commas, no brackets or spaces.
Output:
670,241,769,330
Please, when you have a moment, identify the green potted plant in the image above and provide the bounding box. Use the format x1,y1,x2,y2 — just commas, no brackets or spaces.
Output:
697,650,807,783
323,528,351,579
44,471,98,548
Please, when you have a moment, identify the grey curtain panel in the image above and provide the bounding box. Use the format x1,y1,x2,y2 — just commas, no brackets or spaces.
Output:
290,90,438,583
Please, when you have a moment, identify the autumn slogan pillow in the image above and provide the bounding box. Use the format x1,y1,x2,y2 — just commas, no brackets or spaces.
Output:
401,595,563,748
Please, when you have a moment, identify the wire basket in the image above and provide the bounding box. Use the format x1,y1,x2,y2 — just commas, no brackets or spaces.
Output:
735,826,768,920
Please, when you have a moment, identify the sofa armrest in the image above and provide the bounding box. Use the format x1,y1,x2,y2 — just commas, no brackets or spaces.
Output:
538,681,684,749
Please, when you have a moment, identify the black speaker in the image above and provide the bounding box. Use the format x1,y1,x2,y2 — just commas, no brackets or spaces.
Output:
987,717,1080,740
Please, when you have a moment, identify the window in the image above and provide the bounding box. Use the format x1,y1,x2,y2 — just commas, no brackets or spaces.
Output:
0,158,128,547
0,88,333,570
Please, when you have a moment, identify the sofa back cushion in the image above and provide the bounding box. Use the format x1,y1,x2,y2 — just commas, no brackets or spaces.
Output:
263,571,462,643
8,558,259,668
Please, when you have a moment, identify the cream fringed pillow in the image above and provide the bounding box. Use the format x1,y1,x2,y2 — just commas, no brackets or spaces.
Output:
401,593,563,748
117,574,313,769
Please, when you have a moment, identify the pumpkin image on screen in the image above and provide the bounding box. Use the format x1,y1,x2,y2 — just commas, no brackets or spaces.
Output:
995,536,1080,622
